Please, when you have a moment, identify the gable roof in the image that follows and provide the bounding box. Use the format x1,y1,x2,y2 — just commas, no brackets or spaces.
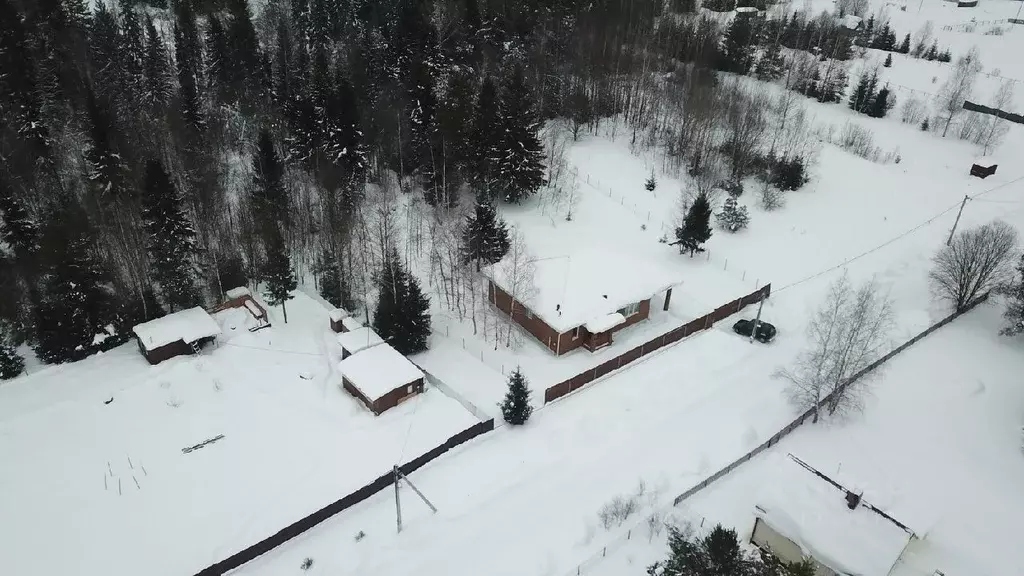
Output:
484,251,684,334
337,326,384,355
132,308,222,351
755,455,913,576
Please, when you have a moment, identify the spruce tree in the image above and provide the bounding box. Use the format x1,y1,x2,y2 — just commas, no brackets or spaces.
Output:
869,85,893,118
399,269,431,354
226,0,261,105
500,367,533,425
470,76,502,194
462,200,511,270
117,0,144,80
715,196,750,232
645,170,657,192
438,71,477,187
0,338,24,380
89,2,120,94
493,66,546,204
85,89,127,207
206,14,232,104
262,228,297,322
755,42,785,81
884,53,893,68
250,128,289,234
674,192,713,256
0,178,40,259
898,33,911,54
141,159,200,311
719,15,756,74
142,15,173,114
373,249,431,355
33,199,115,364
174,0,205,133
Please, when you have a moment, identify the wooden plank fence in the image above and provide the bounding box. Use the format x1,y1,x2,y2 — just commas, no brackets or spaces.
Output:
193,418,495,576
544,284,772,404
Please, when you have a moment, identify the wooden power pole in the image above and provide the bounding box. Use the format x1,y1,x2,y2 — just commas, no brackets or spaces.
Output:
394,466,438,533
946,195,969,246
749,297,765,344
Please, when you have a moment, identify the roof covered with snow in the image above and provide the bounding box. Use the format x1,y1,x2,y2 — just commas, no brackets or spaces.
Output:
225,286,250,299
342,316,363,331
840,14,863,29
755,455,913,576
337,326,384,354
338,344,424,402
328,309,347,322
484,252,684,334
132,308,222,351
584,313,625,334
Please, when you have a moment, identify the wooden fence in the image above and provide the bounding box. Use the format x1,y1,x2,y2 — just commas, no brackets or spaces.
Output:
193,418,496,576
544,284,773,404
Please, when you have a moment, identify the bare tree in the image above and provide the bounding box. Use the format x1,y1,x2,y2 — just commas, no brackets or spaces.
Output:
973,79,1015,155
722,80,769,181
930,220,1018,311
776,273,895,423
937,46,983,137
498,229,538,347
899,96,926,125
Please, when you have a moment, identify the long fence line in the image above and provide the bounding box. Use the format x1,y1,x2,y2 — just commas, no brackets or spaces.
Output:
194,418,495,576
544,284,773,404
563,291,991,575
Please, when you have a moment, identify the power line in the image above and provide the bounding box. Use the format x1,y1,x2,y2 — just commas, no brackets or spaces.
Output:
772,174,1024,295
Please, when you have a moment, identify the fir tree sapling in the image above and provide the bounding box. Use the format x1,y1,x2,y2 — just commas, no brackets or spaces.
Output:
500,367,533,425
262,229,297,322
462,201,511,270
884,53,893,67
0,338,25,380
645,169,657,192
674,192,713,256
898,33,911,54
716,196,750,232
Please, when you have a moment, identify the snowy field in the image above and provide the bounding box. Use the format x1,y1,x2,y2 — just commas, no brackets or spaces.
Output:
584,303,1024,576
0,291,478,576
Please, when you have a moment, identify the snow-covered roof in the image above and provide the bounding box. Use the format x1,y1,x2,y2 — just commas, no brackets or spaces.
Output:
343,316,363,331
132,308,222,351
755,455,913,576
735,6,759,13
484,252,684,334
584,313,625,334
337,326,384,355
328,309,347,322
338,344,424,402
225,286,250,299
841,14,863,29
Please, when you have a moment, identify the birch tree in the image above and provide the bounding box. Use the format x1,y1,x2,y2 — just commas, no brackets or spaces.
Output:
498,229,537,347
937,46,983,137
930,220,1017,311
776,273,895,422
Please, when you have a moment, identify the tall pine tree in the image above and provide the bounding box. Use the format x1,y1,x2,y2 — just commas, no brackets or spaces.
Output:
250,128,289,236
492,66,545,204
373,248,431,355
225,0,262,105
470,76,502,196
141,159,200,311
462,200,510,270
174,0,205,133
719,15,756,74
142,15,173,114
675,192,713,256
262,227,297,322
0,337,24,380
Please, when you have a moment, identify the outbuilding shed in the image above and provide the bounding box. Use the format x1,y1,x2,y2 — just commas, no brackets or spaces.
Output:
132,308,222,365
329,309,364,333
338,344,425,415
336,326,384,358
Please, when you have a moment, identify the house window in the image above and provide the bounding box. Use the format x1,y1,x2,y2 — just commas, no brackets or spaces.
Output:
524,308,534,320
619,301,641,317
571,326,580,339
407,385,414,394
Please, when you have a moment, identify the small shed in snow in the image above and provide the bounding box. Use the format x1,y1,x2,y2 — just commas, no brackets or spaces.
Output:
970,158,998,179
132,308,222,365
338,344,425,414
336,326,385,359
208,286,269,331
329,309,364,333
750,455,915,576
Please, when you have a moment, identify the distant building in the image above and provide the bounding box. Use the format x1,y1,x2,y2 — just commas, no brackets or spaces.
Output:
483,254,683,355
329,308,363,333
336,326,385,359
132,308,222,365
338,344,425,415
751,455,916,576
208,286,269,331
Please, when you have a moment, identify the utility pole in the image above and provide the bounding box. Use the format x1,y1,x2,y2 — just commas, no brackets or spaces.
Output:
946,195,969,246
749,297,765,344
394,466,438,534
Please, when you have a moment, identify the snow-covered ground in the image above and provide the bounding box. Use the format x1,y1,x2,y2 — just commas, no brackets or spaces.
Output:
0,291,478,576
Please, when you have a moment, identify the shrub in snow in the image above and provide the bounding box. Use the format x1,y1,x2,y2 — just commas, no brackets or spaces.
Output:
354,530,366,542
645,172,657,192
500,368,533,425
0,341,25,380
770,157,808,191
300,558,313,570
597,494,638,529
648,523,767,576
716,197,750,232
720,179,743,198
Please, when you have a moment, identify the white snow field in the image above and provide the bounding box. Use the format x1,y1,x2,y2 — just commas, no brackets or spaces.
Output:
0,291,478,576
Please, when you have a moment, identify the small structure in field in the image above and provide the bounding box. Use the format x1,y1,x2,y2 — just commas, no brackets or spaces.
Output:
132,308,222,365
750,455,915,576
337,326,384,359
970,159,998,179
329,309,364,333
484,253,684,355
338,344,424,415
208,286,269,331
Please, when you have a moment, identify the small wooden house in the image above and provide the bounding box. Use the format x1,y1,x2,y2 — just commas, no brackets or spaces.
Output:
336,326,385,359
329,309,363,333
132,308,222,365
208,287,269,331
970,160,998,179
338,344,425,415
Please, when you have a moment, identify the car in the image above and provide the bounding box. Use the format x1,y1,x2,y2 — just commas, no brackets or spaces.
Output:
732,319,777,343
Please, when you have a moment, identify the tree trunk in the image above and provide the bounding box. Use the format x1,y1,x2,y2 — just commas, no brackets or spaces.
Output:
282,301,289,323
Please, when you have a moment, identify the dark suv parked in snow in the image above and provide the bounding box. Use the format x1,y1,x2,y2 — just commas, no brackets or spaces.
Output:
732,319,776,343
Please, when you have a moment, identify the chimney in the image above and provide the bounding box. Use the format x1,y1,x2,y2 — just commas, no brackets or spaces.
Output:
845,490,862,510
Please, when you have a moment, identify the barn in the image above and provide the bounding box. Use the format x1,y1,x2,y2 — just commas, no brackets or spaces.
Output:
132,308,222,365
338,344,425,415
484,253,684,355
337,326,385,359
750,456,916,576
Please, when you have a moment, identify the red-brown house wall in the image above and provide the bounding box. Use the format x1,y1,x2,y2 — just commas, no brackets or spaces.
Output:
488,281,561,354
343,376,424,415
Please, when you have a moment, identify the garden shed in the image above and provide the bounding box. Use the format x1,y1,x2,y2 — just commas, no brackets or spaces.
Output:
132,308,221,365
338,344,424,415
336,326,384,359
